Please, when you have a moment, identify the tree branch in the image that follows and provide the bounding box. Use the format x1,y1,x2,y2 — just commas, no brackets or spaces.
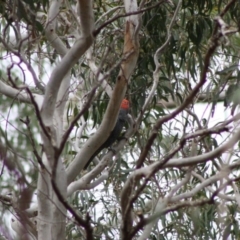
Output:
41,0,94,127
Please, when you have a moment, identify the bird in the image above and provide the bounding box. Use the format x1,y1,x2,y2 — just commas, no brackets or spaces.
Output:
84,99,129,169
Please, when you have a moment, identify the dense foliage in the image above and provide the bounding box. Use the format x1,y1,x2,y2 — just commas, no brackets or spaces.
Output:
1,0,240,239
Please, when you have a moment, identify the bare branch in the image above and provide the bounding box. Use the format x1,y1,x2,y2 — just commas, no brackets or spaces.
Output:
164,126,240,168
135,13,228,168
51,169,93,239
41,0,94,126
93,0,167,36
0,80,43,105
67,11,140,184
0,36,45,92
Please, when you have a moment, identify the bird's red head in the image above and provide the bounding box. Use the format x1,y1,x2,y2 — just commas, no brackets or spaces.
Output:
120,99,129,109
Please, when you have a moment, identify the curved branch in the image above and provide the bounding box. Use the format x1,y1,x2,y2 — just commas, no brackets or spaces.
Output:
0,80,43,105
93,0,166,36
86,48,113,97
67,124,132,196
41,0,94,126
67,0,140,184
0,36,45,93
163,126,240,168
135,12,225,168
121,101,240,238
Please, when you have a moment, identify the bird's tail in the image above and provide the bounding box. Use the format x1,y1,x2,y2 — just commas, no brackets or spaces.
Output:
83,148,102,169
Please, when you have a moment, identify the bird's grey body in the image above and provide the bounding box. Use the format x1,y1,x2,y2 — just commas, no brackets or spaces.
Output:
84,106,129,169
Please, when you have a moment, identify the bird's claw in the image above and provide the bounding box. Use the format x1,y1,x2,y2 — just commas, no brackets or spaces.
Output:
108,146,117,154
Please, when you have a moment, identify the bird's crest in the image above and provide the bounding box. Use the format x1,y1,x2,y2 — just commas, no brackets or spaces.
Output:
121,99,129,109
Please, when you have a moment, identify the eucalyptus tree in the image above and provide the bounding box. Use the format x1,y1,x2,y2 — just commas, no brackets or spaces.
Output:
1,0,240,239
